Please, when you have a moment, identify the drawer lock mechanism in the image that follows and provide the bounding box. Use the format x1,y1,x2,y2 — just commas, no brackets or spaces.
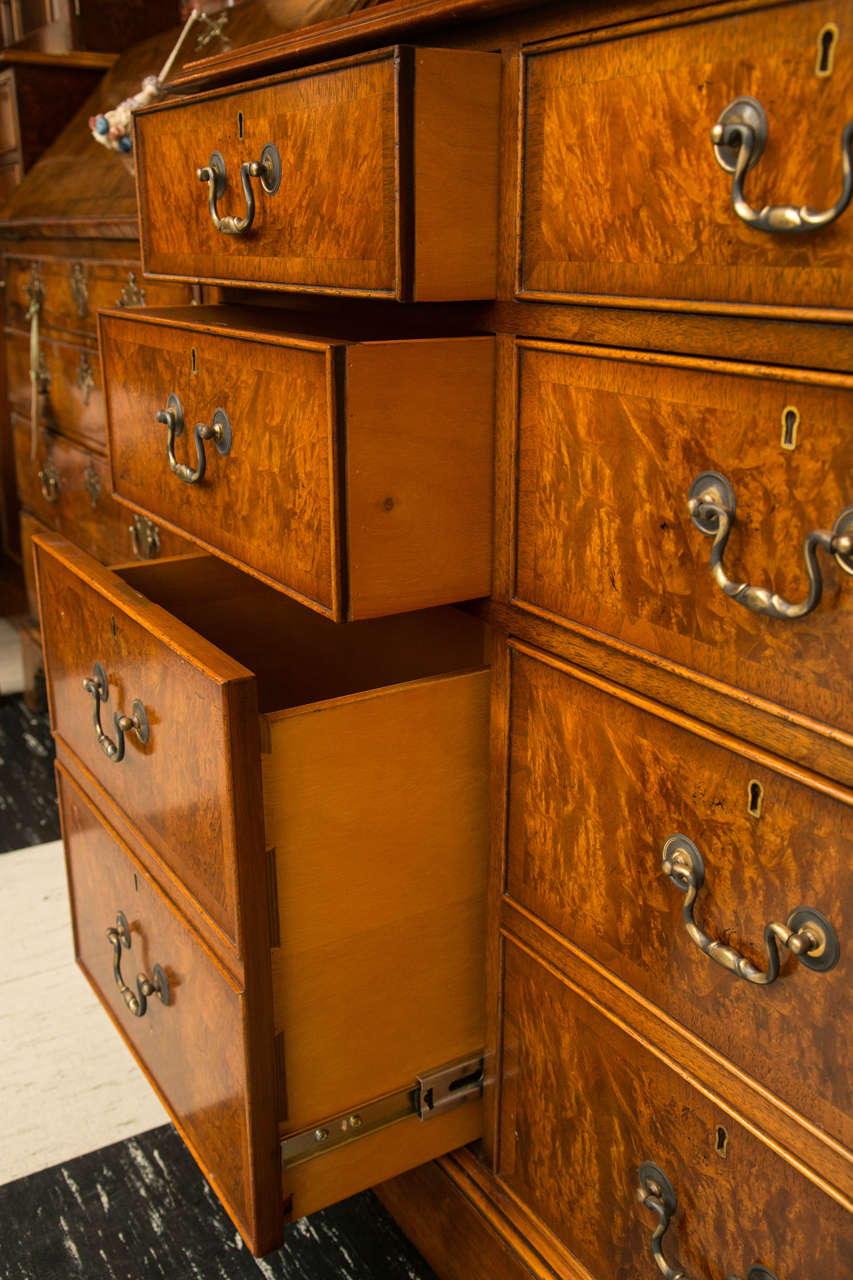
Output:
279,1053,484,1170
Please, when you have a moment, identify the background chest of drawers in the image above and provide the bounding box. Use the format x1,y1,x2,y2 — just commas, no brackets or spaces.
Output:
33,0,852,1274
0,29,200,704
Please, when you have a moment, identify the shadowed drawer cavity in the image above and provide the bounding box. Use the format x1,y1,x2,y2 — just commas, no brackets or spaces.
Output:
133,46,499,301
100,305,494,621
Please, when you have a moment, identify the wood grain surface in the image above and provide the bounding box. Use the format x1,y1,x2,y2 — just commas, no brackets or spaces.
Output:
57,765,282,1256
264,668,489,1130
34,533,260,954
499,936,852,1279
505,642,852,1152
512,341,853,733
520,0,853,311
101,307,494,619
135,47,499,299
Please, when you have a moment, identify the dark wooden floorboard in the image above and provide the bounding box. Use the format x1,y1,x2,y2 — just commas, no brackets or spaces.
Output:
0,693,59,852
0,1125,438,1280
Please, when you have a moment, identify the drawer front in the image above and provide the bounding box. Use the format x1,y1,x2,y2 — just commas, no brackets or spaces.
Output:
101,309,494,620
58,766,280,1254
513,341,853,731
7,331,105,448
499,936,852,1279
5,256,192,338
134,47,499,300
520,0,853,310
506,642,852,1152
101,312,338,614
34,533,261,952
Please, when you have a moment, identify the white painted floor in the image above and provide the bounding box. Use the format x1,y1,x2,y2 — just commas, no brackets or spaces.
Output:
0,616,168,1186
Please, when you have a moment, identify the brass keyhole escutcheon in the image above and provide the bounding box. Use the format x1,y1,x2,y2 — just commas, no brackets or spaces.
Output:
714,1124,729,1158
748,780,763,818
781,405,799,450
817,23,839,77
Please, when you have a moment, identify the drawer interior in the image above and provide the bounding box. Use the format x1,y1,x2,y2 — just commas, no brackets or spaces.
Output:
116,554,488,712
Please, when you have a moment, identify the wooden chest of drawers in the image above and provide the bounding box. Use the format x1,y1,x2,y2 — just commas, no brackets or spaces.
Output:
32,0,852,1273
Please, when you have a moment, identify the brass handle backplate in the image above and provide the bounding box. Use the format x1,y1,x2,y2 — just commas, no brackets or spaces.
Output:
687,471,853,620
82,661,149,763
106,911,170,1018
711,95,853,233
637,1162,779,1280
662,834,840,985
38,458,60,503
156,392,232,485
196,143,281,236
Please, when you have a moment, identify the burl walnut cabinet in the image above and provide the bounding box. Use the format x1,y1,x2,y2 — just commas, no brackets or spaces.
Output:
33,0,852,1275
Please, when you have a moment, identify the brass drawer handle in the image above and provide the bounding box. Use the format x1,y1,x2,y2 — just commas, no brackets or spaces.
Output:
687,471,853,620
637,1162,779,1280
196,143,281,236
156,392,232,485
82,660,150,763
711,96,853,233
106,911,170,1018
38,458,60,503
662,834,840,985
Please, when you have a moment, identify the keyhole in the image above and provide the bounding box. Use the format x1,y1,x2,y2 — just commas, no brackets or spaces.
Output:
133,873,139,892
238,111,244,140
715,1125,729,1158
816,24,839,77
111,615,118,641
191,347,197,375
748,780,764,818
781,405,799,451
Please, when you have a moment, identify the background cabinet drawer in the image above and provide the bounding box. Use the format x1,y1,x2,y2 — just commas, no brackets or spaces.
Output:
100,306,494,620
499,936,851,1279
6,331,104,449
512,340,853,732
505,640,851,1155
520,0,853,311
134,47,499,300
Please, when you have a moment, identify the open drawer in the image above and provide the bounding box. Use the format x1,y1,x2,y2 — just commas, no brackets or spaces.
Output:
37,532,489,1255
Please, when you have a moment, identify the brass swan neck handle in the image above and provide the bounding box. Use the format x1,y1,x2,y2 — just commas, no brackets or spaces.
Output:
661,833,840,985
156,392,232,485
82,661,149,763
687,471,853,621
106,911,170,1019
711,95,853,233
196,143,281,236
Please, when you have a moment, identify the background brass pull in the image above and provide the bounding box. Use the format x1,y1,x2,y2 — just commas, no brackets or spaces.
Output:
38,458,60,503
711,95,853,232
637,1162,779,1280
106,911,170,1018
82,660,150,763
196,142,281,235
156,392,232,485
662,834,840,985
687,471,853,620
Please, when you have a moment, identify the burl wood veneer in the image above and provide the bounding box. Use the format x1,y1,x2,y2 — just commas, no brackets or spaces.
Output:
512,340,853,733
99,305,494,619
134,46,500,301
520,0,853,313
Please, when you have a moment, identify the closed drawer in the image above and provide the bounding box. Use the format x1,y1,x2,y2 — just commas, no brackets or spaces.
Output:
4,255,192,338
100,306,494,619
520,0,853,311
506,640,851,1155
512,340,853,732
499,936,851,1279
36,533,488,1250
134,47,499,300
14,420,196,567
7,331,104,448
58,765,279,1254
